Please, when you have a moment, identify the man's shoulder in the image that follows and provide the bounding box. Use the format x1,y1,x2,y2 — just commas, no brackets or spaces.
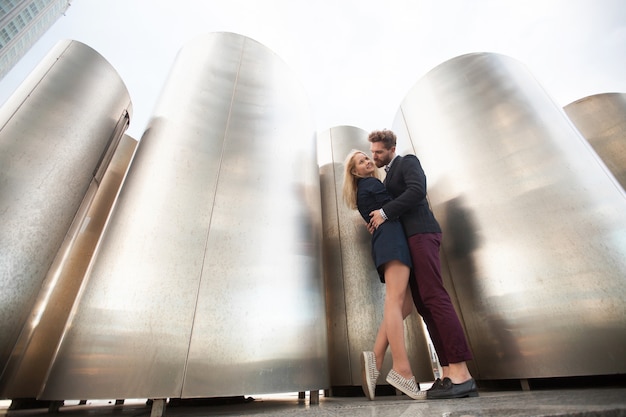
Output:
398,153,420,166
396,154,425,179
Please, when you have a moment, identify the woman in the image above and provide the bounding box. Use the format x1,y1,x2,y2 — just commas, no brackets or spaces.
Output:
342,149,425,401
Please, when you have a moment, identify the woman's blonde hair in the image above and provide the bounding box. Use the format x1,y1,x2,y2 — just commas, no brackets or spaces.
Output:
342,149,380,210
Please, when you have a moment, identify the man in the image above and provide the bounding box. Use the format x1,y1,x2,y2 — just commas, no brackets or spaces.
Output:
367,129,478,400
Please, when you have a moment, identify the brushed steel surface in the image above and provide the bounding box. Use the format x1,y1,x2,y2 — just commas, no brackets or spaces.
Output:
393,53,626,380
40,32,328,400
0,134,137,399
318,126,434,388
0,39,133,386
564,92,626,190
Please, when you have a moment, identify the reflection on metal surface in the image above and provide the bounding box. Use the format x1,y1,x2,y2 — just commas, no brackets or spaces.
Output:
40,32,328,400
0,134,137,398
318,126,434,388
0,39,133,389
564,92,626,190
393,53,626,380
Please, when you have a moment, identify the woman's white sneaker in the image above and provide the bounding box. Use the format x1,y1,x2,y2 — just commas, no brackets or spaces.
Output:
361,351,379,400
386,369,426,400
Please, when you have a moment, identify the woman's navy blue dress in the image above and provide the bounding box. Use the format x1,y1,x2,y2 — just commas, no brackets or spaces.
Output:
357,177,412,282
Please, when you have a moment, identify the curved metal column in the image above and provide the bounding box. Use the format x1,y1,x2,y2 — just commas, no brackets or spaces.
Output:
0,134,137,399
564,92,626,190
40,32,328,400
0,39,132,390
319,126,434,390
393,53,626,380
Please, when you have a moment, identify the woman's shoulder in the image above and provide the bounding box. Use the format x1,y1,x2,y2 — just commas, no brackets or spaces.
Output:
358,176,382,187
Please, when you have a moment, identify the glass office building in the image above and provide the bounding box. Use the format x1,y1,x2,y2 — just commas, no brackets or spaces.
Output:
0,0,70,80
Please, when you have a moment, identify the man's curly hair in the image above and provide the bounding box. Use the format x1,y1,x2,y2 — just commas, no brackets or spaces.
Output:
367,129,397,149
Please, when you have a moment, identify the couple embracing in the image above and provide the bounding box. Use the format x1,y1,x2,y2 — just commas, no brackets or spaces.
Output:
342,129,477,401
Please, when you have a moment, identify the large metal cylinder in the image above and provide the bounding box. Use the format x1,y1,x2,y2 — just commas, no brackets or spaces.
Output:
392,52,626,380
0,134,137,399
564,92,626,190
319,126,434,390
0,39,132,385
39,32,328,401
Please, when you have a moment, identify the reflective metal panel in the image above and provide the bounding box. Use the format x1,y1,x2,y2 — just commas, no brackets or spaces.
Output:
393,53,626,379
564,93,626,190
0,39,132,385
319,126,434,388
41,32,328,400
0,134,137,398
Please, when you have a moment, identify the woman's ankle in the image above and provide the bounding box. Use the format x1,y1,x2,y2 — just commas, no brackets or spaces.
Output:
392,367,413,379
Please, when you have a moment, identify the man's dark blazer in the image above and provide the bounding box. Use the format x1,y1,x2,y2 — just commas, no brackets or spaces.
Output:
382,154,442,237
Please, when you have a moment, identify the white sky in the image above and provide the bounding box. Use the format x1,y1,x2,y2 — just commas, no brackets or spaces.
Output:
0,0,625,139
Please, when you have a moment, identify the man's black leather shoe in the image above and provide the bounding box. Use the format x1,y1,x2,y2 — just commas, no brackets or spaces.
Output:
427,378,443,392
426,377,478,399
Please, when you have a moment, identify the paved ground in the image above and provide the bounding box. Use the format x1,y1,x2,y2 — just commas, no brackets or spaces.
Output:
2,387,625,417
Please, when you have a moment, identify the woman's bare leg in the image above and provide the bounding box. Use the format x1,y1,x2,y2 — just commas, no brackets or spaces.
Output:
380,260,413,378
373,279,414,370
